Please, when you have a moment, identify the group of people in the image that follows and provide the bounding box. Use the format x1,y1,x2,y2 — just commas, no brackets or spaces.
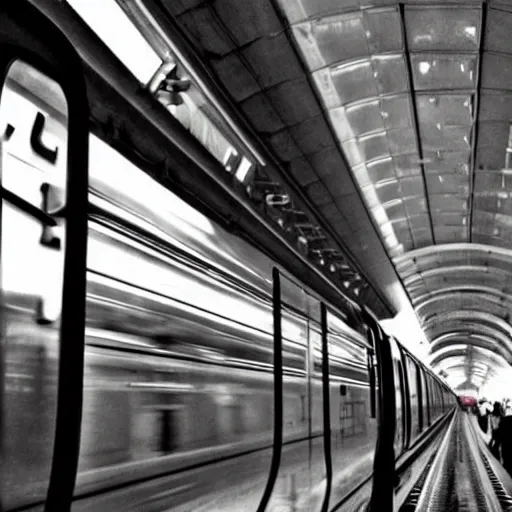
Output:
476,398,512,475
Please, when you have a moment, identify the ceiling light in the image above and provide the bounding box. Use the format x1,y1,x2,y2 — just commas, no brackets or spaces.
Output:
66,0,161,84
464,26,477,38
419,61,431,75
235,157,254,184
266,194,290,207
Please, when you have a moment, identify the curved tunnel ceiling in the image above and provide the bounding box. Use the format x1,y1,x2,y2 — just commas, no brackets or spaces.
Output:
395,243,512,379
430,333,512,363
269,0,512,387
154,0,512,387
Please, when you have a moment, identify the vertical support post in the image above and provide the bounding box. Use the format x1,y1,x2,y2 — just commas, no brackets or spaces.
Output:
367,319,395,512
320,303,333,512
257,267,283,512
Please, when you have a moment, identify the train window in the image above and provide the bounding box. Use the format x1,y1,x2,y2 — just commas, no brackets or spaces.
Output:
435,382,441,418
427,377,436,421
386,339,406,460
420,369,430,427
397,359,408,450
0,60,69,509
415,362,423,433
430,379,440,421
280,273,308,315
438,385,444,416
405,357,420,443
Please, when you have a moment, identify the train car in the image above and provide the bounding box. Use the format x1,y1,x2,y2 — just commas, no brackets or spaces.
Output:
0,3,458,512
459,395,478,410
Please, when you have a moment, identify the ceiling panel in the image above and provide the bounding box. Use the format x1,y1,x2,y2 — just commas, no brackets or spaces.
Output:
426,173,470,195
289,116,336,154
280,0,360,24
403,197,428,215
424,150,471,174
348,132,389,162
417,94,473,127
479,91,512,122
474,170,512,191
385,198,406,216
431,212,468,226
365,8,404,53
213,0,282,46
399,176,426,198
387,129,418,155
373,55,410,94
266,78,322,125
485,7,512,54
420,124,472,153
292,14,369,70
242,34,304,89
375,179,401,204
429,194,468,212
313,63,377,108
434,225,468,243
410,54,477,91
481,53,512,90
405,8,481,51
339,101,385,139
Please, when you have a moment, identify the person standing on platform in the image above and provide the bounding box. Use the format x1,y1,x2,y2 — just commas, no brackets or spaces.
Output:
490,401,504,459
477,399,490,433
500,402,512,475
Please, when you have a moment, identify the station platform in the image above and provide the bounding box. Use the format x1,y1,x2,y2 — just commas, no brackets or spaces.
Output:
406,410,512,511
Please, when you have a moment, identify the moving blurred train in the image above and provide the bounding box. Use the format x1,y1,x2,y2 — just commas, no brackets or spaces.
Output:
0,3,457,512
459,395,478,410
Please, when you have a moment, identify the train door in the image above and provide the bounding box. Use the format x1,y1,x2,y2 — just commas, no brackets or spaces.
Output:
261,270,326,512
309,297,329,511
0,3,88,511
326,310,378,511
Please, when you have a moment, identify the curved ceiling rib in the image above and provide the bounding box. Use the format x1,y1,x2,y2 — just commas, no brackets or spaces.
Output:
394,243,512,267
429,346,508,370
405,266,512,288
423,311,512,338
429,332,512,363
426,322,512,363
416,292,510,323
